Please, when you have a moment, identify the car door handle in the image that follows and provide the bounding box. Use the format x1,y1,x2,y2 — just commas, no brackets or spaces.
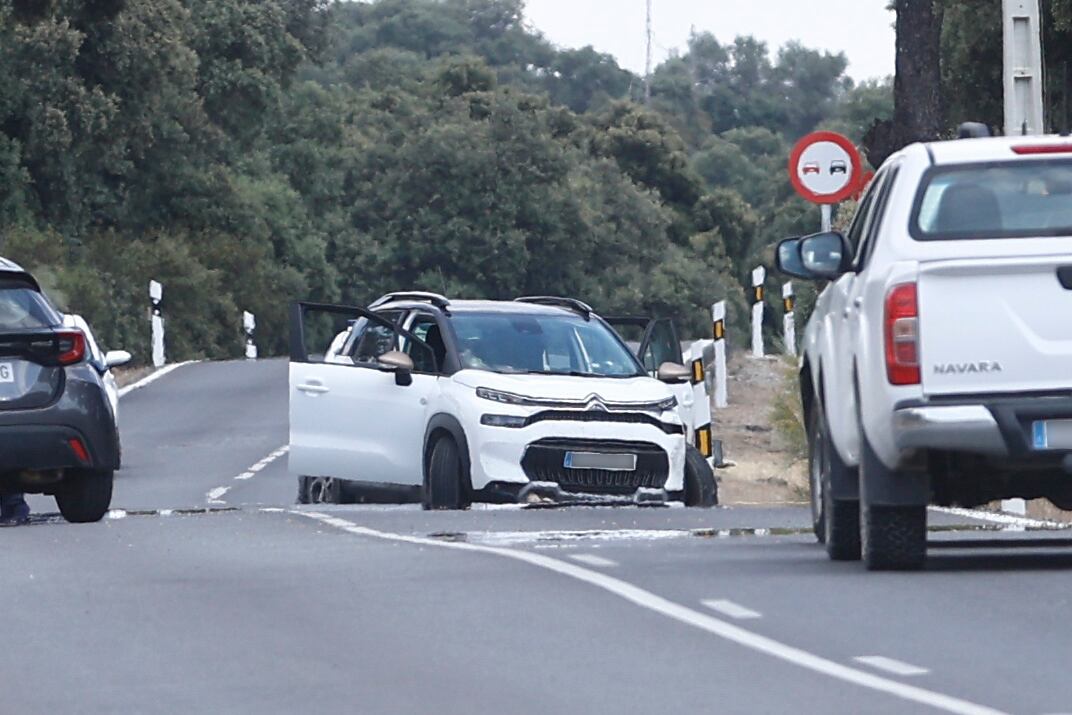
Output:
853,297,864,308
297,382,329,395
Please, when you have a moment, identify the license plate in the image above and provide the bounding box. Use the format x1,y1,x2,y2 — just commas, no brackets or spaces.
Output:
563,451,637,472
0,363,12,383
1032,420,1072,450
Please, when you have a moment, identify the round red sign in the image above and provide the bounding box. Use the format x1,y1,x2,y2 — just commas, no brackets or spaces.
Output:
788,131,863,205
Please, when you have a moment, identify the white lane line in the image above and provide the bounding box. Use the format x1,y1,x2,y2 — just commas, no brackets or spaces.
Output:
292,511,1006,715
929,506,1064,530
702,599,762,620
205,446,289,504
206,486,230,503
118,361,198,398
568,553,618,568
854,656,930,677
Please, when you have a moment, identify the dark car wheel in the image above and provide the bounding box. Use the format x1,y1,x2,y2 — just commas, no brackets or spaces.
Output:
55,469,113,523
423,437,468,511
809,406,861,561
301,476,344,505
683,444,718,507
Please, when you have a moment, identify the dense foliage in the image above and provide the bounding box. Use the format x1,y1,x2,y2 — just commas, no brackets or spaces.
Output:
0,0,895,361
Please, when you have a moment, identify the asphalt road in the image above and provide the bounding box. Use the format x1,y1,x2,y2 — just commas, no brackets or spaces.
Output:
9,359,1072,714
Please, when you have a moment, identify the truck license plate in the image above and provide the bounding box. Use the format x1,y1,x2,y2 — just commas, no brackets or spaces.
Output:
1032,420,1072,450
563,452,637,472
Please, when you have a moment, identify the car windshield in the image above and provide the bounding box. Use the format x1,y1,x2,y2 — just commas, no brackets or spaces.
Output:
913,159,1072,239
0,283,60,331
450,312,644,377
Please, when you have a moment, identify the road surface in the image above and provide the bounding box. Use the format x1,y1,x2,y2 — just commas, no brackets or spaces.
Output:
9,359,1072,714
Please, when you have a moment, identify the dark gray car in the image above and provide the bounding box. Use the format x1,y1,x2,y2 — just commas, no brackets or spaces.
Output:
0,258,120,522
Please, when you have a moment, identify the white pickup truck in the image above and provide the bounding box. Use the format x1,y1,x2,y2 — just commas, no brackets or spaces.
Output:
777,134,1072,570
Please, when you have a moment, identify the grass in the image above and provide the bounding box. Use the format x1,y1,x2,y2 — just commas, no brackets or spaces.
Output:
768,357,807,461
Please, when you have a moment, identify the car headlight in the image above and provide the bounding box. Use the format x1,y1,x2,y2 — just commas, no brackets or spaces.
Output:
654,396,678,412
480,414,528,428
476,387,528,405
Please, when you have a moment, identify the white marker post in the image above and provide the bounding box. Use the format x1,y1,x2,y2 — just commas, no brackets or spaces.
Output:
243,311,257,360
149,280,165,368
782,282,796,357
751,266,766,358
686,339,714,465
711,301,728,409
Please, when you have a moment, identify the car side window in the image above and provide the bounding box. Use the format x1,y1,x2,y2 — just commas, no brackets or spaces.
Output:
640,321,680,375
350,321,398,364
855,166,900,270
403,313,443,374
845,183,877,254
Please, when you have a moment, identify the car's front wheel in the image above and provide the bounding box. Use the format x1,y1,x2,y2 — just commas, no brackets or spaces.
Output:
299,476,344,505
423,437,469,510
683,444,718,507
55,469,113,523
809,406,860,561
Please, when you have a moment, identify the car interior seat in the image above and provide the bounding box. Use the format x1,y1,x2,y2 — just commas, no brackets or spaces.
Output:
933,183,1003,234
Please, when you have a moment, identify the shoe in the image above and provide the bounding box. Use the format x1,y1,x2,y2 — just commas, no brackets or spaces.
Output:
0,496,30,527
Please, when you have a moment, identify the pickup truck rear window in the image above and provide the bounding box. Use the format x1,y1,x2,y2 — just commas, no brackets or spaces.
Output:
912,160,1072,240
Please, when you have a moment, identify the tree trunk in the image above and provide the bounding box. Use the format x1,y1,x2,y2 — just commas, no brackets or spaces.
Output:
863,0,944,167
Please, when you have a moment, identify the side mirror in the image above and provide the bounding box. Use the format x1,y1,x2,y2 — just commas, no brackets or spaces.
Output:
104,350,132,369
377,350,415,386
776,232,853,281
656,362,691,384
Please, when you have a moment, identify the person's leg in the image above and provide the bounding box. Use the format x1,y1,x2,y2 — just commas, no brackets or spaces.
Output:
0,493,30,526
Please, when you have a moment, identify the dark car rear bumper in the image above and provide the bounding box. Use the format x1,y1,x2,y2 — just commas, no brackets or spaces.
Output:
0,425,94,471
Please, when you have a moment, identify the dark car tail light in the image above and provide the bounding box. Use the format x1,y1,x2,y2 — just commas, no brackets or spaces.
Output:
68,438,90,464
55,330,86,366
885,283,920,386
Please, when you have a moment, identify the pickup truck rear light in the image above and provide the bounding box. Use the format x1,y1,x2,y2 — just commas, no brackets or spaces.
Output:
884,283,920,385
56,330,86,366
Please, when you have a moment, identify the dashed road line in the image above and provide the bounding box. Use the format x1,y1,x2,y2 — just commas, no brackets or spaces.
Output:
854,656,930,677
294,510,1005,715
701,599,762,620
568,553,618,568
118,361,199,399
205,445,289,504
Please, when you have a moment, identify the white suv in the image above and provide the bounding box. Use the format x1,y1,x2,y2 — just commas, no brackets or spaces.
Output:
288,293,717,509
778,134,1072,570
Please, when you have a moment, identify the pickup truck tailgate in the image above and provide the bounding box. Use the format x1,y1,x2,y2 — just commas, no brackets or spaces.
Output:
919,256,1072,396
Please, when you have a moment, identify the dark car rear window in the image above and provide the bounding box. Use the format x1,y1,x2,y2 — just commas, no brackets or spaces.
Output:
912,159,1072,240
0,281,61,330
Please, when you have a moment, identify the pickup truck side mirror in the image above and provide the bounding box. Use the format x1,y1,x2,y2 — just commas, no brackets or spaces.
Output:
776,232,854,281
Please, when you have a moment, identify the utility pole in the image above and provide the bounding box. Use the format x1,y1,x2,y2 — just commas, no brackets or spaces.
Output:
644,0,653,103
1003,0,1045,136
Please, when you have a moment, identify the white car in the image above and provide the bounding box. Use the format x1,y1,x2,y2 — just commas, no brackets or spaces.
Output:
288,293,717,508
63,314,131,421
777,133,1072,570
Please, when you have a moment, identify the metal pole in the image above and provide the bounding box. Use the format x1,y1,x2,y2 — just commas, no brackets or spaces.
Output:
821,204,833,233
1003,0,1045,136
644,0,653,103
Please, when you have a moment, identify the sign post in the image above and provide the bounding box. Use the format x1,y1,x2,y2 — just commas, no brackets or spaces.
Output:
149,280,165,368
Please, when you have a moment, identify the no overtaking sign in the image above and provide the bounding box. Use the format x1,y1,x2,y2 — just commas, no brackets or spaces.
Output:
788,131,863,205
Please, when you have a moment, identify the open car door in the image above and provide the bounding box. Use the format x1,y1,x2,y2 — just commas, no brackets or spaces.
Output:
604,316,713,461
289,302,438,488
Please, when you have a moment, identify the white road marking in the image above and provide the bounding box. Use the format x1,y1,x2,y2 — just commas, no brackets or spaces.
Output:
929,506,1063,530
118,361,198,399
702,599,762,620
205,446,288,504
293,511,1007,715
854,656,930,677
568,553,618,568
206,486,230,503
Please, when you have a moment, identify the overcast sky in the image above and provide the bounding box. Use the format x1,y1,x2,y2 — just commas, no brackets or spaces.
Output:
523,0,896,82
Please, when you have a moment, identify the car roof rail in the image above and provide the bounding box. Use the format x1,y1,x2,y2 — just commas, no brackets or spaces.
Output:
514,296,593,320
369,291,451,311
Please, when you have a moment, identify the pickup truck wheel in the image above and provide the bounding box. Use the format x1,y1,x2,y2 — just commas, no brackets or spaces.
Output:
684,444,718,507
861,505,927,571
55,469,113,523
808,407,860,560
423,436,468,511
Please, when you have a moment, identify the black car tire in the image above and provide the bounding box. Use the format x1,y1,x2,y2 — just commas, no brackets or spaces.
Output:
423,437,468,511
301,476,345,505
808,406,861,561
861,504,927,571
683,444,718,507
55,469,113,523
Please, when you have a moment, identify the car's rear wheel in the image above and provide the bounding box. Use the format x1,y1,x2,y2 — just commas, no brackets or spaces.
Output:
300,476,344,505
808,407,860,561
683,444,718,507
423,437,468,511
55,469,113,523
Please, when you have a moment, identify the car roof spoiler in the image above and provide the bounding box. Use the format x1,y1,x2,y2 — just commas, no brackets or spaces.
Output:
515,296,593,320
